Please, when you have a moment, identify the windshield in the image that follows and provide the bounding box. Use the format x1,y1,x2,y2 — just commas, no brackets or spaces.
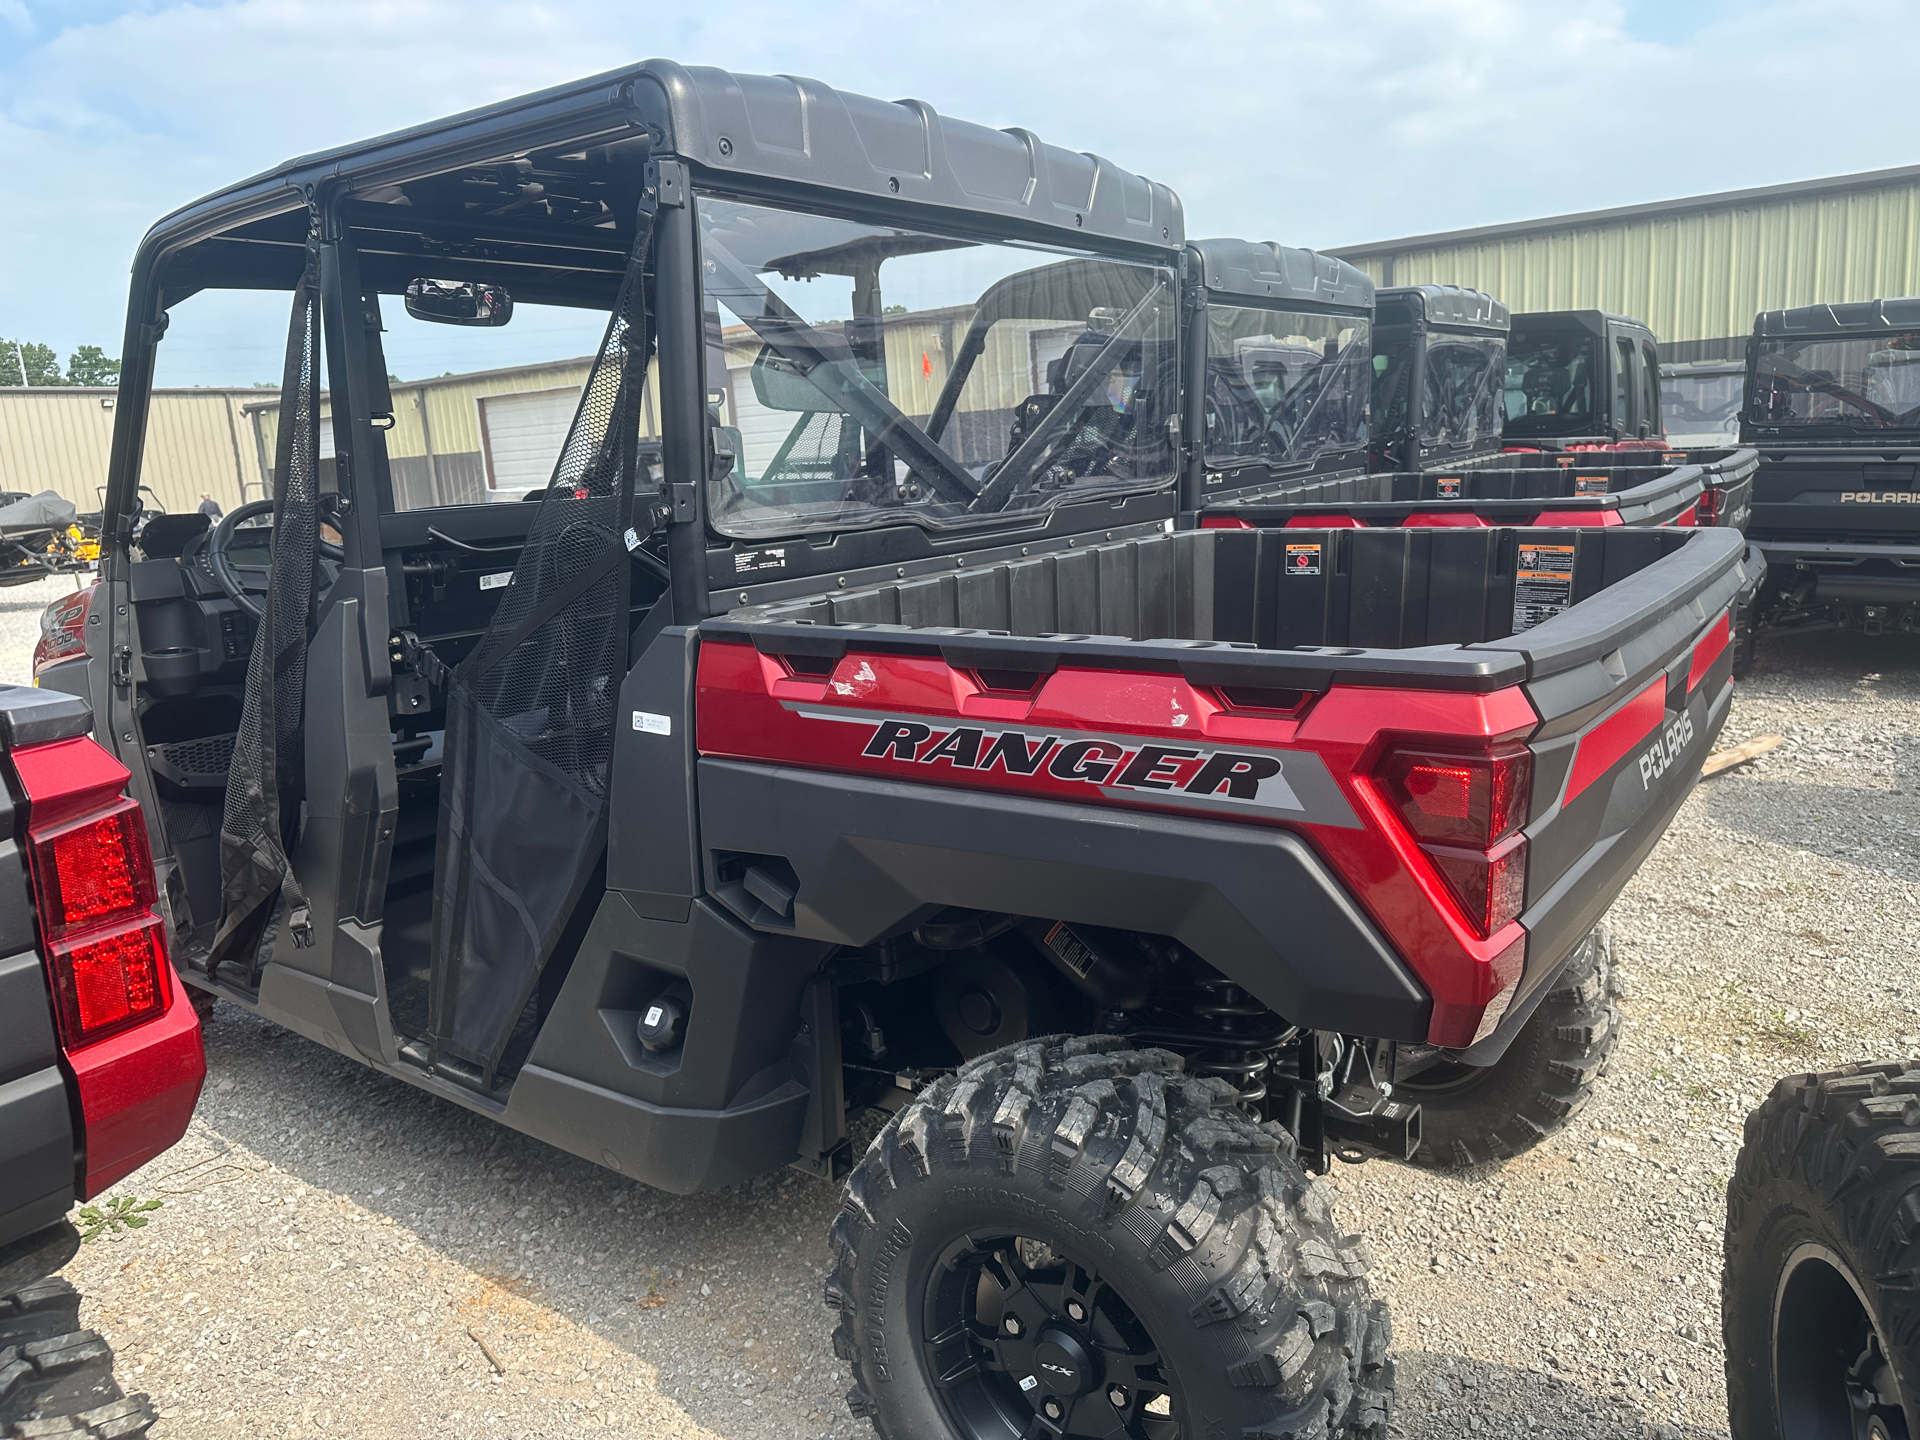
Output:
1202,304,1368,469
697,196,1177,539
1504,328,1599,436
1661,369,1744,441
1748,333,1920,432
1421,335,1505,448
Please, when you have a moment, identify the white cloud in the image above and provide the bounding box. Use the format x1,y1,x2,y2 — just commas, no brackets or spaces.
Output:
3,0,1917,378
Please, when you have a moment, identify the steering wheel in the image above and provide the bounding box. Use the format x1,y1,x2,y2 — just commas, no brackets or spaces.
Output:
207,500,345,621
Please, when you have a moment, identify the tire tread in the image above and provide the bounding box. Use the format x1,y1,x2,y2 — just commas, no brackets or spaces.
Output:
828,1040,1393,1438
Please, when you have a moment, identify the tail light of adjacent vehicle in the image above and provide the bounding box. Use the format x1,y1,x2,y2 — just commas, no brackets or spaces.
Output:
1695,486,1721,526
4,724,202,1197
32,584,95,678
1374,743,1531,938
15,738,172,1049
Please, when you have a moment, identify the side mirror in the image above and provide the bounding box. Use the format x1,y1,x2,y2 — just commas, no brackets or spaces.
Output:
405,279,513,328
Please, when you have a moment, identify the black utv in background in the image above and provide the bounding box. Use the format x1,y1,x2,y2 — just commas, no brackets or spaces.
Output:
1503,309,1665,450
1741,297,1920,636
1187,239,1374,503
1365,284,1509,472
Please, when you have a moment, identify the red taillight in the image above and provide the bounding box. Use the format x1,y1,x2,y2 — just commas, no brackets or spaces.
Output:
30,798,158,938
1376,743,1532,936
1695,487,1721,526
48,915,170,1044
33,583,94,678
1378,746,1530,848
14,737,174,1050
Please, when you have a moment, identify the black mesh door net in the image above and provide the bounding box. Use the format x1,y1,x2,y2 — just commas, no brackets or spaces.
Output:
210,233,322,984
426,222,657,1080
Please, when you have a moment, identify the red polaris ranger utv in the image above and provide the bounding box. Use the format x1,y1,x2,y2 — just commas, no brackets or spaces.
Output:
56,61,1750,1440
0,685,203,1438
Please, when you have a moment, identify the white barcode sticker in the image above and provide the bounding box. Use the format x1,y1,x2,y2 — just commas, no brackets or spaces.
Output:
479,571,512,591
632,711,672,735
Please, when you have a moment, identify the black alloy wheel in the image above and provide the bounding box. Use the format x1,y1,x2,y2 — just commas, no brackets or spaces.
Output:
827,1037,1395,1440
923,1234,1179,1440
1771,1242,1908,1440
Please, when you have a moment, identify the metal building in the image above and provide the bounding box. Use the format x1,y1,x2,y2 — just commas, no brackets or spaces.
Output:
247,356,615,509
1329,162,1920,362
0,386,267,515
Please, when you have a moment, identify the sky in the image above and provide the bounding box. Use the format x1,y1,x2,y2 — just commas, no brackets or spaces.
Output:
3,0,1917,385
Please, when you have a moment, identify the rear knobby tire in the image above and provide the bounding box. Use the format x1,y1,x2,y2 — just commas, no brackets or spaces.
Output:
0,1222,157,1438
826,1037,1393,1439
1401,924,1618,1170
1723,1061,1920,1440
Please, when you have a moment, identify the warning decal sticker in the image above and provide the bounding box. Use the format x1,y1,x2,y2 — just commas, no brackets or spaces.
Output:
1285,543,1322,576
1435,477,1463,499
1573,475,1610,497
1513,543,1576,631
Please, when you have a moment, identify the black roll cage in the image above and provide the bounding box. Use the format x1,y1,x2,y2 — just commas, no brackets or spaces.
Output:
103,73,1191,630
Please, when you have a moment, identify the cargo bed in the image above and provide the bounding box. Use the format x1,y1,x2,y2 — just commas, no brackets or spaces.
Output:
698,524,1753,1055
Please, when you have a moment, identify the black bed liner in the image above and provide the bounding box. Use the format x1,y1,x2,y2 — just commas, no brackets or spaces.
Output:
708,524,1750,694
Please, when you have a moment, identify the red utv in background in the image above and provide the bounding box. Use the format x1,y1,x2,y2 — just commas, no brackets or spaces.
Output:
0,685,202,1438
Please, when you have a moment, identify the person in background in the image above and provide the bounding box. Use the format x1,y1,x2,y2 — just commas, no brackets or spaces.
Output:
197,493,223,520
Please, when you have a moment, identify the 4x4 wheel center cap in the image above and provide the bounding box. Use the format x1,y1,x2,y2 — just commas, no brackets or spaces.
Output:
1032,1327,1098,1396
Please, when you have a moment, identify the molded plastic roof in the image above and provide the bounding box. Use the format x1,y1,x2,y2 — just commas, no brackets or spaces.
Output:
1754,297,1920,335
1191,239,1372,311
1378,284,1508,332
145,59,1183,255
1513,309,1652,339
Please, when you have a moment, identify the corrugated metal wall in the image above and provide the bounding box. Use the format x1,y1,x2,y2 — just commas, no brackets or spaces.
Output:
250,358,607,460
0,388,265,515
1338,178,1920,349
249,356,644,508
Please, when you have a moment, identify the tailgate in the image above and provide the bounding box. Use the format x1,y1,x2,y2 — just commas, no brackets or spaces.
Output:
1463,525,1753,1046
1666,446,1757,531
1749,448,1920,544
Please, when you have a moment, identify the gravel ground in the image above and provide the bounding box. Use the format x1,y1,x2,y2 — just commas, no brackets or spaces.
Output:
16,589,1917,1439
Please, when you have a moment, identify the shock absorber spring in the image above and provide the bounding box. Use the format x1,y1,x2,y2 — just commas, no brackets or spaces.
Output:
1186,976,1277,1108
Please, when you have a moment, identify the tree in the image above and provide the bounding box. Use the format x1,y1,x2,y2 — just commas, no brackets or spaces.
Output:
66,345,120,387
0,338,62,386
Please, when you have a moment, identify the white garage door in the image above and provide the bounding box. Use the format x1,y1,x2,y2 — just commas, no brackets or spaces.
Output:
478,386,584,498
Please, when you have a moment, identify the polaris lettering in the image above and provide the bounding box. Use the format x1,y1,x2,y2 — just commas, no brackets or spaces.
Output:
1840,492,1920,503
1636,712,1696,788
